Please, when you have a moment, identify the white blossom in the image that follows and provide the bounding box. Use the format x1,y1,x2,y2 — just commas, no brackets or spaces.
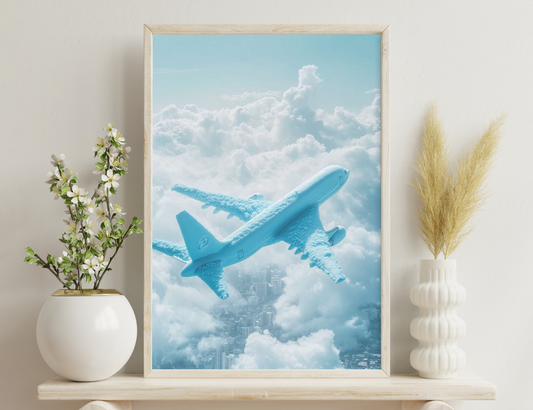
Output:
52,185,61,200
106,123,117,138
93,136,110,155
82,256,100,274
96,206,107,222
45,168,60,184
124,146,131,159
67,185,87,205
112,203,126,217
89,237,103,252
66,222,78,235
97,254,108,269
50,154,66,167
112,157,128,170
109,146,120,158
95,187,105,200
64,271,76,281
101,170,120,189
58,251,70,264
85,221,95,235
58,168,75,187
85,198,96,213
115,133,125,145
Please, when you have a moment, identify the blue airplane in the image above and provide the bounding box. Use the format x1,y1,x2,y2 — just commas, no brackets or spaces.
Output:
153,165,350,300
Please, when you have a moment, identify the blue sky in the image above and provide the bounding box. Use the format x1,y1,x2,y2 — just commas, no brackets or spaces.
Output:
153,34,381,113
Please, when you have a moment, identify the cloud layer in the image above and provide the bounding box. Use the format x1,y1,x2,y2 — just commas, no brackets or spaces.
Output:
233,330,342,369
151,65,382,369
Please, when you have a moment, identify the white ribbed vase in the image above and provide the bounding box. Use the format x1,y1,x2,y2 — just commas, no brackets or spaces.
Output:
410,259,466,379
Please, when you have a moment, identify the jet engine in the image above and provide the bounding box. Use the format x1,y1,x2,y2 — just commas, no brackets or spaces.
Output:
326,226,346,246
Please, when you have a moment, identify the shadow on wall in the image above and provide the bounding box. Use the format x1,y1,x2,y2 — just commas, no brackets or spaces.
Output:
120,40,146,375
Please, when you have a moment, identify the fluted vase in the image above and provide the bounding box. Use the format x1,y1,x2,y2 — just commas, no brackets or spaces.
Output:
410,259,466,378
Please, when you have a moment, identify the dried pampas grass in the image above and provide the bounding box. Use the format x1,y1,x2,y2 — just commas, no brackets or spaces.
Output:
413,104,505,259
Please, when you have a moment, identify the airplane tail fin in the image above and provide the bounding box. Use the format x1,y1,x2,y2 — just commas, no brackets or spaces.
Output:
176,211,224,261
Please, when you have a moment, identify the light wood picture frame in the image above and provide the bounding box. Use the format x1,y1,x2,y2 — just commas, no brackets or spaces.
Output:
144,24,390,378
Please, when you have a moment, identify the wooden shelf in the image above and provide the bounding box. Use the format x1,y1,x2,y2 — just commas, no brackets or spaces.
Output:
38,374,496,401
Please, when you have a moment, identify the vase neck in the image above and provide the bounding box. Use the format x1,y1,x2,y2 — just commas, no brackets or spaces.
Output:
419,260,457,282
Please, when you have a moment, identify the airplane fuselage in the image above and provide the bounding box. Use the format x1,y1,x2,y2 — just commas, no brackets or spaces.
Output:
181,165,349,277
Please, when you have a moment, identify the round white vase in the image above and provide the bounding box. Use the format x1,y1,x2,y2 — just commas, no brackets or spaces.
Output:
36,289,137,382
410,259,466,379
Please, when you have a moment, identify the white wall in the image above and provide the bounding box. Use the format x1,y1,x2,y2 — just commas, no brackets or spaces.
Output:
1,0,532,409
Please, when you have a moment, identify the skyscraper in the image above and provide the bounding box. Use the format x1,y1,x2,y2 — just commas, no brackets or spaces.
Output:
256,282,268,300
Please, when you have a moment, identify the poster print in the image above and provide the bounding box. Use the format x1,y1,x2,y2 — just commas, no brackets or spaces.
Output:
146,26,389,375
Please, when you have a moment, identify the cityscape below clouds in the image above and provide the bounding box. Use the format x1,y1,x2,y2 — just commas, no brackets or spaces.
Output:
153,263,381,370
151,34,382,370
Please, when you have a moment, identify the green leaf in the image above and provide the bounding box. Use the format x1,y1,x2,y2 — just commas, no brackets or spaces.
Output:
133,227,143,234
61,185,69,195
66,281,73,287
95,162,105,170
110,187,117,195
25,247,35,255
36,260,44,267
85,273,92,283
24,256,35,263
103,219,109,227
46,254,52,264
134,218,143,226
128,229,133,235
116,218,125,225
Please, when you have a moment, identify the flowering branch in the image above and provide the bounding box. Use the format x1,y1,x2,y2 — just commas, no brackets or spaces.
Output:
24,124,142,290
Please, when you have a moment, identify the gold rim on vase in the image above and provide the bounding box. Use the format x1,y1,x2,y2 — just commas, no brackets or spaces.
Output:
51,289,123,296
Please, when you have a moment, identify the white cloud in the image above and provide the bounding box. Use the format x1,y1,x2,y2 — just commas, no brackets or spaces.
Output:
273,226,381,354
151,64,382,367
152,253,243,368
365,88,380,94
233,330,342,369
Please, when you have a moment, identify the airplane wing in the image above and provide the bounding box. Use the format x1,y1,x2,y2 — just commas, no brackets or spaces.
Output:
152,239,191,263
278,206,345,283
172,183,272,222
195,261,229,300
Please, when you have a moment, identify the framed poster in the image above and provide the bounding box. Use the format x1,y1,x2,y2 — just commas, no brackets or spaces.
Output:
144,24,389,378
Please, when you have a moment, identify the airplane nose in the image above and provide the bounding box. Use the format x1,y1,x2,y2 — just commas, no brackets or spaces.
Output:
342,169,349,182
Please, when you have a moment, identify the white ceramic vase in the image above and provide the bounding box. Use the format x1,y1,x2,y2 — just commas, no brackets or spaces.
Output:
36,289,137,382
410,259,466,378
